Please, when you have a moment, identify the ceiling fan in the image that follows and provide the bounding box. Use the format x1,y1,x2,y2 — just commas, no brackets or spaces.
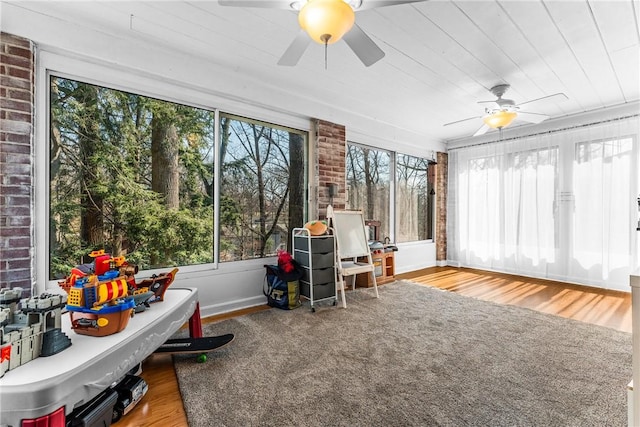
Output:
444,84,568,137
218,0,426,67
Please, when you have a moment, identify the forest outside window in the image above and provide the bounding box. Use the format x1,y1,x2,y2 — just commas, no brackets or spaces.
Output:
346,144,391,241
346,144,434,244
395,154,433,243
218,114,306,262
49,76,307,280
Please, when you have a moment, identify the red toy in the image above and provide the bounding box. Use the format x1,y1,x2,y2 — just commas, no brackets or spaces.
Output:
277,250,295,274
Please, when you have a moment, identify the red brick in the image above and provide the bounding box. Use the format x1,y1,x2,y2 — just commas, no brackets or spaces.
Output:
0,184,30,196
6,45,31,59
0,227,30,239
1,159,31,173
6,175,31,186
0,33,31,49
4,236,30,248
0,248,30,259
435,152,448,261
0,97,31,112
7,258,31,270
8,88,31,102
6,110,31,122
1,132,31,144
0,206,30,217
7,195,31,207
5,66,30,80
1,53,30,70
316,119,346,213
1,76,31,90
4,268,31,283
5,216,30,227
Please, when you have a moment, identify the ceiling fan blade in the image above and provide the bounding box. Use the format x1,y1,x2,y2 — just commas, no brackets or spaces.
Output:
443,116,482,127
473,124,490,137
278,30,311,66
342,24,385,67
355,0,428,10
218,0,293,8
517,111,549,124
518,92,568,108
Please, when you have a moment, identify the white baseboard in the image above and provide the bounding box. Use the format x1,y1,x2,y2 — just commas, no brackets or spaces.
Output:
200,295,266,319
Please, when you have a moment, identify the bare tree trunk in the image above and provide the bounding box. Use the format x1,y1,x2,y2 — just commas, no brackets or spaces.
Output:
77,84,104,248
150,106,180,266
206,117,231,200
112,210,124,256
287,132,305,250
49,82,62,256
132,99,144,183
151,110,180,210
363,148,375,219
254,126,267,257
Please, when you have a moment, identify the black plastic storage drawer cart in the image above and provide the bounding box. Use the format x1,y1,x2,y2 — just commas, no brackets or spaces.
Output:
292,228,337,311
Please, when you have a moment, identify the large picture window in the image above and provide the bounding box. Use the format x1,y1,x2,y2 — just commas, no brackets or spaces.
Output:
346,143,434,244
395,154,433,243
218,114,306,262
346,144,391,241
49,76,306,279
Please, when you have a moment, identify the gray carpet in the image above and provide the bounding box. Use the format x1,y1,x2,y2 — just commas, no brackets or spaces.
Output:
174,281,632,427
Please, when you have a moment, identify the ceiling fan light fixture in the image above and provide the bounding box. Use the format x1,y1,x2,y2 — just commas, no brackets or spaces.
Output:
298,0,355,45
483,110,517,129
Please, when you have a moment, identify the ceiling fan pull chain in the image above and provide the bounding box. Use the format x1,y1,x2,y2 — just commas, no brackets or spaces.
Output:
321,34,331,70
325,42,328,69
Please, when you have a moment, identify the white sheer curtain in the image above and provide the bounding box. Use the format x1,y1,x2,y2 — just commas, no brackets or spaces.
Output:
447,115,639,291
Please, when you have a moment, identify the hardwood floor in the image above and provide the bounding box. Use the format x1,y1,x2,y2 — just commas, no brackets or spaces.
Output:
120,266,632,426
398,267,631,333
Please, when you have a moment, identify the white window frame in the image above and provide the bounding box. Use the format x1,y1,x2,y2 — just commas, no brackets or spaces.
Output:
346,141,435,245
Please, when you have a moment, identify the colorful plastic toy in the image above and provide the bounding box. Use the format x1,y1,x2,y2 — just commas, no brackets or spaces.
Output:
0,289,72,377
58,250,179,337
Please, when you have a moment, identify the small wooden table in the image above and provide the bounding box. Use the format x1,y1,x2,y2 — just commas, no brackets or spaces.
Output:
356,251,395,287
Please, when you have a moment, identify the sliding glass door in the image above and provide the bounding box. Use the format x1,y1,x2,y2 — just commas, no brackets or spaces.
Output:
448,116,639,290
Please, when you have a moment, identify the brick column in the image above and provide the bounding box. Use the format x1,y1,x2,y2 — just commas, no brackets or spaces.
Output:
435,151,448,262
0,33,35,293
315,119,346,219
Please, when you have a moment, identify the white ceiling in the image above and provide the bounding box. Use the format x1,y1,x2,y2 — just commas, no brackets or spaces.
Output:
3,0,639,149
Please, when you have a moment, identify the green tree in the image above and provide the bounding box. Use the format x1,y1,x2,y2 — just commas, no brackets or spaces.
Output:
49,77,304,276
50,77,216,276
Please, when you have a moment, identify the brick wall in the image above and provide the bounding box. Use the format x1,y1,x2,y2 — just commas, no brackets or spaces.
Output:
0,33,34,293
315,119,346,218
435,151,448,261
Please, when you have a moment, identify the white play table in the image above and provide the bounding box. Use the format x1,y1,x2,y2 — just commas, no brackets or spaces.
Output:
0,287,199,426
